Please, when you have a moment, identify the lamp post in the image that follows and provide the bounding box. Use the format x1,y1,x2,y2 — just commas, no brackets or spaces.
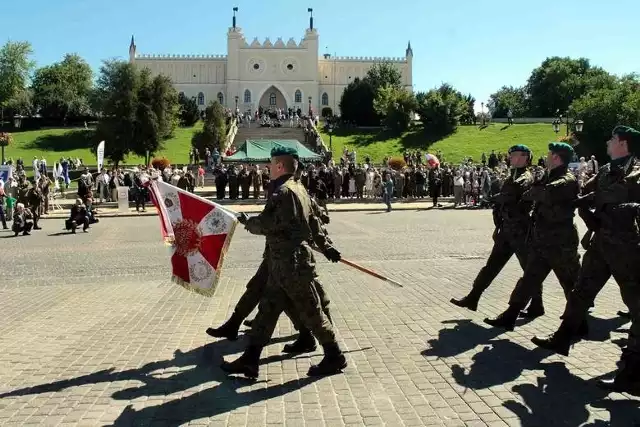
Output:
328,123,333,153
308,96,312,117
552,110,584,136
235,96,238,111
480,102,485,126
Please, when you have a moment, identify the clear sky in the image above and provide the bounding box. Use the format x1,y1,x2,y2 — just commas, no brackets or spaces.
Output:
3,0,640,111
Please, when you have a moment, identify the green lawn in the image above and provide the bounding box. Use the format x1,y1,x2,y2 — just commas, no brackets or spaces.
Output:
320,123,559,164
3,124,201,166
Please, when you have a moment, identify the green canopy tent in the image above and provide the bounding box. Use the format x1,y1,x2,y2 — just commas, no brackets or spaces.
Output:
224,139,322,163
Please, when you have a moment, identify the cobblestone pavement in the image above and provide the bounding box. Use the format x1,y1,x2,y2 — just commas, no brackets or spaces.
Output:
0,211,637,426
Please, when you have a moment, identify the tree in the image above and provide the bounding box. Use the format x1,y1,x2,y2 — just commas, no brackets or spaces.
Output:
94,60,139,166
526,57,616,116
178,92,200,126
0,41,35,124
488,86,528,118
460,93,476,125
366,61,403,91
339,78,378,126
191,101,227,154
32,54,93,123
373,85,416,133
416,84,467,137
94,61,179,165
571,74,640,160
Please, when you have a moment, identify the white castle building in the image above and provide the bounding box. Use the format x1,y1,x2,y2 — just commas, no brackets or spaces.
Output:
129,9,413,115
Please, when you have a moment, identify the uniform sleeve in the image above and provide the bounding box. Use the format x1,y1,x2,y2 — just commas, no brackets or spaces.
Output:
525,176,579,204
245,188,298,236
310,197,330,224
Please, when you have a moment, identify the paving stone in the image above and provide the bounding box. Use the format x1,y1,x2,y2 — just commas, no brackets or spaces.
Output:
0,212,636,426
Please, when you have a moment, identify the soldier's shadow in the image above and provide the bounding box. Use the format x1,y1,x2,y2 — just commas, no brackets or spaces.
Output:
503,362,640,427
451,339,549,390
422,319,529,359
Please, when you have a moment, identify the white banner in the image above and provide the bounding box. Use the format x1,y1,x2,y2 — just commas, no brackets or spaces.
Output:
96,140,105,171
0,165,13,183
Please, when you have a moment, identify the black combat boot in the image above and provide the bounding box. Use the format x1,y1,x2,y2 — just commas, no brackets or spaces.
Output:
220,345,262,379
450,292,480,311
530,323,574,356
597,353,640,396
484,305,520,331
519,300,545,319
206,311,244,340
307,342,347,377
243,319,253,327
282,329,317,354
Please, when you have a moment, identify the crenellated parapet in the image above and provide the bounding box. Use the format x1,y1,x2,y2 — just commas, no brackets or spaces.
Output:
135,54,227,60
328,56,407,63
242,36,304,49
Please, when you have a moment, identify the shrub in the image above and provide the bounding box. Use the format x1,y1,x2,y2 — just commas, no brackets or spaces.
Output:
387,156,407,171
321,107,333,118
0,132,13,147
151,157,171,171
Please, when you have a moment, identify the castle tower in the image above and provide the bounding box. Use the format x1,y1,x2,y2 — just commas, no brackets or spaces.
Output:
129,36,136,63
302,8,319,112
405,41,413,91
226,7,242,107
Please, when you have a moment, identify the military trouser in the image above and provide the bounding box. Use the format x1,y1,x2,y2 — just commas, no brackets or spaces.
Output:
561,233,640,356
249,277,336,348
29,205,40,228
508,229,580,308
234,259,331,330
469,230,543,306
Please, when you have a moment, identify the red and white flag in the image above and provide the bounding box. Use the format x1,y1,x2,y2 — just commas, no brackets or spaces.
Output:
149,180,238,297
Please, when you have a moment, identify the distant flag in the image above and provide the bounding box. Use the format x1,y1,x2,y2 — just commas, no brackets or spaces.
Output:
149,180,238,297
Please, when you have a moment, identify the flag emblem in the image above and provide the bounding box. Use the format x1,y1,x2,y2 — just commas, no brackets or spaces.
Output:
149,180,238,297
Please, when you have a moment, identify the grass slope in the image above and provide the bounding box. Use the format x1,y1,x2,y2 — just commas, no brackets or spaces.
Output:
5,124,200,166
320,123,559,164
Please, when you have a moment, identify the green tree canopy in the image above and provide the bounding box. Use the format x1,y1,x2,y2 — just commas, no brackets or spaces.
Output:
94,61,179,166
374,86,417,133
488,86,527,118
339,77,378,126
178,92,200,127
191,101,227,154
0,41,35,120
416,84,468,137
32,54,93,123
571,74,640,160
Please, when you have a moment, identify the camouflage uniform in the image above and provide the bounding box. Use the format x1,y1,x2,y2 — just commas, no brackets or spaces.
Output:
451,165,544,314
221,170,345,378
207,196,334,350
532,144,640,393
485,146,580,331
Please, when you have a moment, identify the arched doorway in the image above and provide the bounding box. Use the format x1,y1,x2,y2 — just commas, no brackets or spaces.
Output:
258,86,287,111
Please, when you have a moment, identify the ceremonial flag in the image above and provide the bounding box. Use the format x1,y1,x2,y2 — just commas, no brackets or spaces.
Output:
149,180,238,297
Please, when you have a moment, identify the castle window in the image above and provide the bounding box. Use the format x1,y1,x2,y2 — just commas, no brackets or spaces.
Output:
322,93,329,106
294,90,302,103
244,89,251,103
197,92,205,106
287,64,294,70
269,93,276,106
253,63,260,70
217,92,224,105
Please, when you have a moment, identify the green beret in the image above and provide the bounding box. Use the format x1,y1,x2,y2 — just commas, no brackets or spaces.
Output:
270,146,298,158
548,142,574,161
508,144,531,154
612,125,640,142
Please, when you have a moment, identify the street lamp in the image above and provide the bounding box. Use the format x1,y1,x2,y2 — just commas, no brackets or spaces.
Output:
235,96,238,110
552,111,584,136
480,102,485,126
308,96,312,117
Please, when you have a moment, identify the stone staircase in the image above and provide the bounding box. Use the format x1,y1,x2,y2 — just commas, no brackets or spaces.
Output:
232,124,308,148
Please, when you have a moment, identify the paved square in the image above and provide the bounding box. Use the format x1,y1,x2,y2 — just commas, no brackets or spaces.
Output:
0,211,638,426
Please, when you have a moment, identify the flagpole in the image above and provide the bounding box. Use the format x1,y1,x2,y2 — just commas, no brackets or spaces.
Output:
220,204,403,288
